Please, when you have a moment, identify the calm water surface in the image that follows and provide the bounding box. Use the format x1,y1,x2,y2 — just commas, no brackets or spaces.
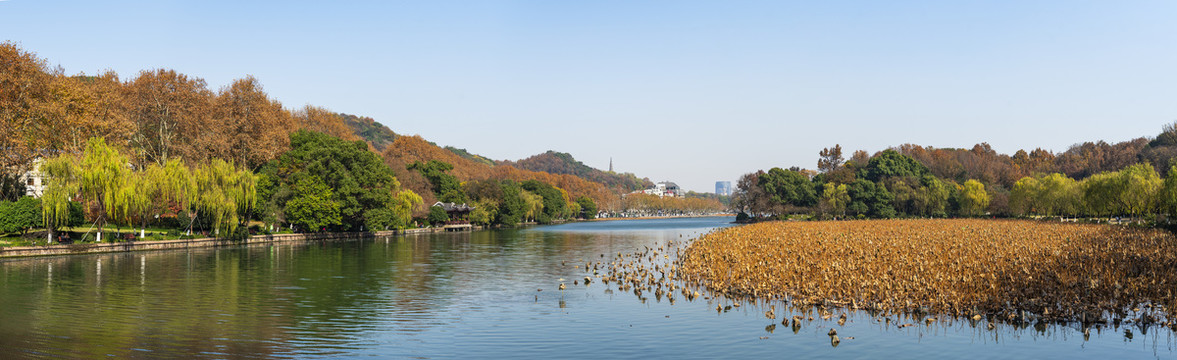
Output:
1,217,1173,359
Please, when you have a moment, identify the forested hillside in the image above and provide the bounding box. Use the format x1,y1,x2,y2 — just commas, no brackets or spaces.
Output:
382,135,623,212
499,151,653,192
341,113,397,151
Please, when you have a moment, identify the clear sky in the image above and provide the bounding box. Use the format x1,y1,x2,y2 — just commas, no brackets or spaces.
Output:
3,1,1176,192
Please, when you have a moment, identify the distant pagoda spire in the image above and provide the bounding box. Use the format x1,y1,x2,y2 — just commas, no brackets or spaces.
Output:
609,157,613,172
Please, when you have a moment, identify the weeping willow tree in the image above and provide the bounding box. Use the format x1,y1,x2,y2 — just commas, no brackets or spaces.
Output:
391,190,424,230
117,159,196,238
40,155,79,243
193,159,257,237
42,137,257,242
40,138,133,242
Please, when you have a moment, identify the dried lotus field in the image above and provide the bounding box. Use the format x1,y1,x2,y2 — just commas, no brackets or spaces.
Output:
676,219,1177,324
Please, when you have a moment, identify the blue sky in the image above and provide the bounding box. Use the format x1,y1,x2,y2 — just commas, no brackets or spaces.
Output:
3,1,1176,192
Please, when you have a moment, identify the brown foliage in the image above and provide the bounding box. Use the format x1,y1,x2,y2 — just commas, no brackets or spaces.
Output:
294,105,363,143
382,135,622,210
678,219,1177,322
204,76,294,169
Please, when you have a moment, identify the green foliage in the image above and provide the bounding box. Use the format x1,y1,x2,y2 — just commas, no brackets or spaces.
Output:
496,180,527,227
285,177,341,232
521,180,567,224
468,199,497,226
1161,165,1177,219
340,113,397,151
195,159,256,236
1011,173,1082,216
391,190,424,229
0,173,27,202
576,196,598,219
861,149,930,182
445,146,495,166
261,130,415,231
820,182,850,216
957,180,990,216
735,212,751,223
758,167,817,208
846,179,895,218
427,205,450,225
408,160,466,203
0,196,40,235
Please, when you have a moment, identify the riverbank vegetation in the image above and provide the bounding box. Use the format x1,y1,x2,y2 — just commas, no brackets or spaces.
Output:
1,42,718,245
677,219,1177,324
732,123,1177,224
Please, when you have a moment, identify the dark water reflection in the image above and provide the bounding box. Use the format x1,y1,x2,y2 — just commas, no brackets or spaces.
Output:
0,217,1173,359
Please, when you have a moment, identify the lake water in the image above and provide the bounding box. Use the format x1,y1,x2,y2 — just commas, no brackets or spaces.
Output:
1,217,1173,359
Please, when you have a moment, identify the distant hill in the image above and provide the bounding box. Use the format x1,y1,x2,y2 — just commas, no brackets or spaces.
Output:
341,113,397,151
382,136,620,210
445,146,495,167
499,151,653,192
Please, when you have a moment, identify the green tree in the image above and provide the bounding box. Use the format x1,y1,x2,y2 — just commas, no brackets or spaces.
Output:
521,180,567,224
427,205,450,226
521,190,544,223
576,196,598,219
408,160,466,203
390,190,424,229
820,182,849,217
468,199,497,226
40,138,132,242
0,173,27,202
918,175,950,217
0,196,40,235
261,130,415,231
1081,164,1163,217
194,159,257,236
758,167,817,210
1161,165,1177,220
846,179,895,218
1012,173,1081,217
496,180,527,226
860,149,930,182
957,179,990,216
285,177,341,232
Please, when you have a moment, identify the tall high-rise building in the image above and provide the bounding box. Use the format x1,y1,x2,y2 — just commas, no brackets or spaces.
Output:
715,181,732,196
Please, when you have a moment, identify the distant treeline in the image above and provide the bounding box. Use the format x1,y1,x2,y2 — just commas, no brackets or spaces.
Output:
498,150,653,192
733,123,1177,222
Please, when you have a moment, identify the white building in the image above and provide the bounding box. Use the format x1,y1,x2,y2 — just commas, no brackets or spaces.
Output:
18,158,45,198
641,181,682,197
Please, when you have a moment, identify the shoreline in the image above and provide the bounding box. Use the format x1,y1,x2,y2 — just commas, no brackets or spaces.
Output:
589,214,733,222
0,215,735,258
0,226,481,259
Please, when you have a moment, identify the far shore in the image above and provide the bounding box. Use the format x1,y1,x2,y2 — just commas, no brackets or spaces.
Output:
590,214,733,222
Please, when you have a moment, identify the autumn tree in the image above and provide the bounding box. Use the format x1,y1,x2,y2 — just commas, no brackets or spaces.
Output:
125,69,214,167
206,76,294,170
293,105,363,143
817,144,844,173
1,42,58,170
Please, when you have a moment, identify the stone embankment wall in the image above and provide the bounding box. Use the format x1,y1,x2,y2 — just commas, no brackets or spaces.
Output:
0,226,480,258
